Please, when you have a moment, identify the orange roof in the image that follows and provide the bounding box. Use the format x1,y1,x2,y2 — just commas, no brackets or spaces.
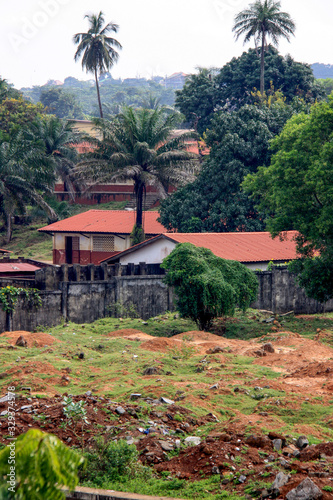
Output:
103,231,298,264
38,210,167,235
167,232,298,262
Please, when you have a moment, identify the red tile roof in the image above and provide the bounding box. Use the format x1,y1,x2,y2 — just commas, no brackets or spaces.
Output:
38,210,167,235
166,232,298,263
103,231,298,264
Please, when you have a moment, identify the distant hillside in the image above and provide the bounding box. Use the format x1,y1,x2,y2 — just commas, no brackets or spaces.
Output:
312,63,333,79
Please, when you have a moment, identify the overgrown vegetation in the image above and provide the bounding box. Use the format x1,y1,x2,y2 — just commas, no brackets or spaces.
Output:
162,243,258,330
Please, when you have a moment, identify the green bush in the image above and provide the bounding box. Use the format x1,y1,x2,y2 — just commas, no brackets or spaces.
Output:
162,243,258,330
79,439,141,486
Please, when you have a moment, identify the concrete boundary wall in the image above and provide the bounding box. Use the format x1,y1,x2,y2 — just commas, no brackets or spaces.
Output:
66,486,186,500
0,265,332,332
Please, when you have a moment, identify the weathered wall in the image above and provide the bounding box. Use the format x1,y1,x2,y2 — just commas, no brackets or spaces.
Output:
0,265,332,332
252,268,333,314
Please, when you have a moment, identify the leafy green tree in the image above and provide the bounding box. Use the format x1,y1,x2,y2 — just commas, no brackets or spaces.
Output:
40,87,84,119
233,0,296,93
175,49,321,134
215,47,322,109
162,243,258,330
0,130,56,242
159,102,296,232
0,429,84,499
73,11,122,118
175,68,216,134
243,96,333,302
0,97,44,141
317,78,333,98
75,106,198,242
29,116,81,200
0,78,21,102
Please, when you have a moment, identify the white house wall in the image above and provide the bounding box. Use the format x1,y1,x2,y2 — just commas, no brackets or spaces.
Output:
119,239,177,265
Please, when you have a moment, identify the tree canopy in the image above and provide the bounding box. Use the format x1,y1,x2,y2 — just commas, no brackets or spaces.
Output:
162,243,258,330
75,106,198,242
233,0,296,93
243,96,333,302
0,96,44,141
159,101,298,233
176,48,322,134
40,87,84,119
73,11,122,118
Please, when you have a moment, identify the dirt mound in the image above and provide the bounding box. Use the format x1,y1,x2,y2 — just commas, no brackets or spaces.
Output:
287,361,333,378
172,331,226,342
0,331,59,348
139,337,198,353
106,329,152,341
314,330,333,342
6,361,61,377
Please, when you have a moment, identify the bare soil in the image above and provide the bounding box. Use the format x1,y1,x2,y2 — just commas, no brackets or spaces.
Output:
1,327,333,498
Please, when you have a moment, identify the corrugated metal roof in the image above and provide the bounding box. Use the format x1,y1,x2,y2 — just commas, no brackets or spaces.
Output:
103,231,299,264
38,210,166,235
166,232,298,263
0,263,41,272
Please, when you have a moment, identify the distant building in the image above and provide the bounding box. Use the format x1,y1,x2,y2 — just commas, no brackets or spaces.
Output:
45,79,63,86
39,210,168,265
164,72,188,90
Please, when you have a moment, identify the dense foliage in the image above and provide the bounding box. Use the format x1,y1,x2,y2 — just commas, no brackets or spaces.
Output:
80,438,140,486
22,78,175,119
0,429,84,499
40,87,84,119
0,97,44,141
232,0,296,93
243,96,333,301
75,106,198,240
162,243,258,330
159,100,298,232
0,129,57,242
176,47,323,134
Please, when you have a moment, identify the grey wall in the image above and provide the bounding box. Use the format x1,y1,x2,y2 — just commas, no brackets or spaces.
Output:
252,267,333,314
0,265,332,332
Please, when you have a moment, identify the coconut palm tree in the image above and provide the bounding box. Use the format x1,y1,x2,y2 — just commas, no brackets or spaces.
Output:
233,0,296,94
0,132,57,242
75,107,199,243
73,11,122,118
30,116,82,200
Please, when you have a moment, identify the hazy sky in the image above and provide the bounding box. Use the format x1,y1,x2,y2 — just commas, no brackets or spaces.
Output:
1,0,333,89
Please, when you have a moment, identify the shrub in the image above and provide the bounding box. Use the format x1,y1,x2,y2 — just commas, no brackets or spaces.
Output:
162,243,258,330
79,438,142,486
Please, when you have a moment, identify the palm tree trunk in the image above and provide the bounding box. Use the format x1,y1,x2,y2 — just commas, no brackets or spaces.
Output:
6,212,12,244
136,182,144,228
260,33,265,94
94,67,103,118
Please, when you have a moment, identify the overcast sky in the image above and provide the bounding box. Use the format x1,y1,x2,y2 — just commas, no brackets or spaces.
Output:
1,0,333,89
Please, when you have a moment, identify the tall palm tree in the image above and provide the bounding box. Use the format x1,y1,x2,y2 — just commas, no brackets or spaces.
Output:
233,0,296,94
75,107,198,242
73,11,122,118
30,116,82,200
0,132,56,242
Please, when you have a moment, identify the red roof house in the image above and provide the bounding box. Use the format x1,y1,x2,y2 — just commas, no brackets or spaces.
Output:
39,210,168,265
102,231,299,270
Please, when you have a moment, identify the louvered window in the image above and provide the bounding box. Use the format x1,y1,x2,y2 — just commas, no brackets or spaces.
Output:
93,236,115,252
72,237,79,250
